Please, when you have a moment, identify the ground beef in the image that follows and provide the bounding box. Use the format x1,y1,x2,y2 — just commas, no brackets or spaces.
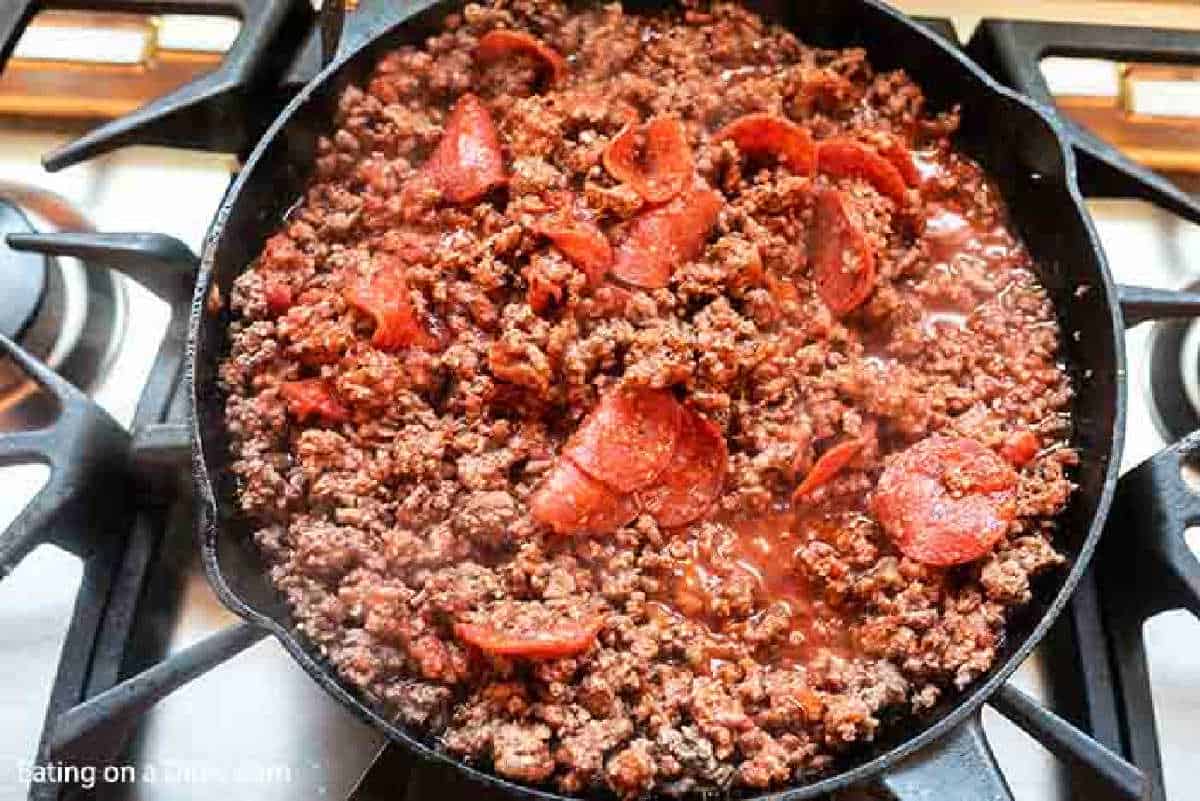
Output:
220,2,1076,796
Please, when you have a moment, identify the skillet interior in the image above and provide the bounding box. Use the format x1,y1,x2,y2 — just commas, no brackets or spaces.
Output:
189,1,1125,797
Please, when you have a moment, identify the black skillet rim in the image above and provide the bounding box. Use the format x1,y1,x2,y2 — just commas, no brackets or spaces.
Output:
187,1,1128,798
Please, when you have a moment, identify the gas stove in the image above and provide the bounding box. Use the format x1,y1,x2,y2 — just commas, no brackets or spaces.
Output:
0,4,1198,801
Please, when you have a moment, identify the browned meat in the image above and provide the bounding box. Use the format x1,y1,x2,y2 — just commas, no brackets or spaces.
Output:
220,2,1075,797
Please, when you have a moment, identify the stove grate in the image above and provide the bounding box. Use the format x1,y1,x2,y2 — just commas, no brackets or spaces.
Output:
0,0,313,171
0,232,256,800
1,7,1199,801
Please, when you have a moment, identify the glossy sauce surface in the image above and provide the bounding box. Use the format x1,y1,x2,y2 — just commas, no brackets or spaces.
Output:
924,205,1019,271
918,203,1025,332
662,511,856,665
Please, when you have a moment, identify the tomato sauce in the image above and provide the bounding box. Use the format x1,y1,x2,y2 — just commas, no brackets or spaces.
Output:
659,511,856,665
727,513,817,620
924,206,1019,271
918,205,1024,333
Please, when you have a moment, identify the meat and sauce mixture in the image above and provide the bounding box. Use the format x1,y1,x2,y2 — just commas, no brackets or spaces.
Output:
220,1,1076,795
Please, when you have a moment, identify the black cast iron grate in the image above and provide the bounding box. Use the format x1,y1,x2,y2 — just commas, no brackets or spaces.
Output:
0,6,1198,801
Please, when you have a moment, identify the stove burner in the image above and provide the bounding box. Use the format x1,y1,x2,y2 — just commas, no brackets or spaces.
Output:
0,184,124,416
0,200,46,341
1147,280,1200,442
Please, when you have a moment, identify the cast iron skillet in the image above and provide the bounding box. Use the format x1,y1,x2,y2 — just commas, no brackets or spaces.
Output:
189,1,1126,798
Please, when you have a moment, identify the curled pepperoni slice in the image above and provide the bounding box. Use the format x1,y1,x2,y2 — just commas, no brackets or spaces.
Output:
476,29,568,86
535,216,613,286
816,139,908,204
419,93,506,205
603,116,694,204
610,183,723,289
530,458,639,535
872,436,1018,567
792,438,862,503
810,188,876,316
638,407,727,528
344,256,439,351
712,113,816,175
877,136,921,187
564,386,682,493
280,379,348,424
454,618,600,659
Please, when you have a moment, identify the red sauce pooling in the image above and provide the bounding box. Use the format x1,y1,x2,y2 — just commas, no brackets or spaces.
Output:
924,206,1019,269
919,204,1024,332
724,513,812,612
661,511,855,666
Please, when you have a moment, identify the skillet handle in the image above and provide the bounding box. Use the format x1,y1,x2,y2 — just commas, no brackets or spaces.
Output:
874,712,1013,801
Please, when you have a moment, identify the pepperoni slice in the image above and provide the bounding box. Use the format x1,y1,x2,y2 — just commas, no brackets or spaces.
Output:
529,458,639,535
872,436,1019,567
638,407,727,528
476,29,568,86
280,379,348,424
344,255,440,351
999,429,1040,468
418,93,506,205
454,618,600,659
534,215,613,286
810,188,877,316
603,116,694,204
563,386,682,492
712,113,816,175
610,183,723,289
792,438,862,502
816,139,908,204
877,136,921,187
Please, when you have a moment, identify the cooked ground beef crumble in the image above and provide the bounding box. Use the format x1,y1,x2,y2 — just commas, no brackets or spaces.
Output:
219,2,1077,796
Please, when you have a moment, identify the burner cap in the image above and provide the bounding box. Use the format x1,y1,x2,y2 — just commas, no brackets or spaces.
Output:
0,200,47,341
